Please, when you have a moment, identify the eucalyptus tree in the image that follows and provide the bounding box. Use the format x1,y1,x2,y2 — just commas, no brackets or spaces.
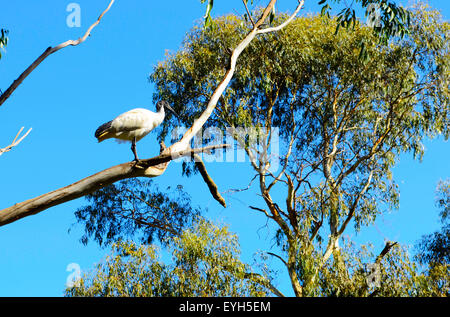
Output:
150,6,449,296
416,179,450,266
66,218,274,297
0,28,7,59
0,0,415,231
3,0,438,298
72,178,203,247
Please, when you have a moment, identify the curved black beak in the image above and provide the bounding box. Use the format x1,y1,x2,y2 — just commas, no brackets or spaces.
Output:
164,103,180,119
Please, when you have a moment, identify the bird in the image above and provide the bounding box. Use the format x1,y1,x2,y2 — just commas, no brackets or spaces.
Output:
95,100,179,161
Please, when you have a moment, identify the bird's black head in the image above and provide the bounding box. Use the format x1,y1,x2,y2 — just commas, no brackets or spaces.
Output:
156,100,169,111
156,100,180,119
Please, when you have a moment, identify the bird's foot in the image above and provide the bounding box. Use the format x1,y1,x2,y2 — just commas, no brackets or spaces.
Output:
132,158,145,169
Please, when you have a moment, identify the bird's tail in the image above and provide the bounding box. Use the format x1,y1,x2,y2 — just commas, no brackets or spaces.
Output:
95,120,113,142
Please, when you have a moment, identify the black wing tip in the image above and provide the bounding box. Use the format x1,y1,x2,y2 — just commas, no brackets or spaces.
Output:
95,120,113,138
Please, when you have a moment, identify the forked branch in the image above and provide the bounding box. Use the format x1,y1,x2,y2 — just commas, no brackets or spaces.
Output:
0,0,115,107
0,144,229,226
0,127,32,156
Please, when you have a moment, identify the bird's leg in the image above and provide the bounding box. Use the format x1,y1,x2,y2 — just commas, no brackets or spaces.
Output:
131,137,139,161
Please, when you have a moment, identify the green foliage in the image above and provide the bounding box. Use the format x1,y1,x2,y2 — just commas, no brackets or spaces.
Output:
200,0,214,29
65,218,271,297
0,28,8,59
415,179,450,266
72,178,202,247
71,5,448,297
202,0,411,45
150,9,449,296
151,9,449,228
319,239,449,296
436,179,450,222
320,0,411,45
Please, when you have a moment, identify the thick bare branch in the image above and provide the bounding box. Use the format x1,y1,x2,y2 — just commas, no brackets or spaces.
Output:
254,0,278,29
193,154,227,207
285,173,298,235
0,0,115,107
0,144,229,227
376,241,398,263
0,127,32,156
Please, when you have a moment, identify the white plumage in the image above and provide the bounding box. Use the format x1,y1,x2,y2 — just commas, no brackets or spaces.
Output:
108,108,164,142
95,100,178,161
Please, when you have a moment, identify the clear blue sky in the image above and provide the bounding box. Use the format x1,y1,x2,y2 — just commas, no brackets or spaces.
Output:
0,0,448,297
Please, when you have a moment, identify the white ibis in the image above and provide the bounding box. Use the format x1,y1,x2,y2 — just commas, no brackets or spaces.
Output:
95,100,178,161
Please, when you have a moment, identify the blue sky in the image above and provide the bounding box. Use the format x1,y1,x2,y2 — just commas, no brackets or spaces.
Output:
0,0,448,297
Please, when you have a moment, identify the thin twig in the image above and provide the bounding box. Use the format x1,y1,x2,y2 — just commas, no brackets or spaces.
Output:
266,251,288,267
223,174,258,194
0,127,32,156
242,0,256,26
256,0,304,34
249,205,273,219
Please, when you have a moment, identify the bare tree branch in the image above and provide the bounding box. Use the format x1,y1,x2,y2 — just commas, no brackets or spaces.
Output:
376,241,398,263
0,0,115,107
223,174,258,194
266,251,288,267
0,127,32,156
0,144,229,227
256,0,304,34
242,0,255,26
193,154,227,207
249,205,273,219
